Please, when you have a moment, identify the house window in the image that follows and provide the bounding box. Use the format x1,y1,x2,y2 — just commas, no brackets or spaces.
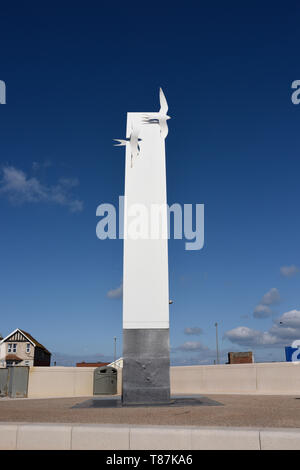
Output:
26,343,30,353
12,344,17,353
7,344,12,352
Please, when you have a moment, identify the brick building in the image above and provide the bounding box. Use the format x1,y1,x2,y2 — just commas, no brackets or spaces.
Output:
227,351,253,364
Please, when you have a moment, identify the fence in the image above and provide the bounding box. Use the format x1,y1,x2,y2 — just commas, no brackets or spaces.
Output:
0,367,29,398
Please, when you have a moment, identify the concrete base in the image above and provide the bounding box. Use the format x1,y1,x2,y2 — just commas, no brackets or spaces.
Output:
72,395,222,408
122,328,170,405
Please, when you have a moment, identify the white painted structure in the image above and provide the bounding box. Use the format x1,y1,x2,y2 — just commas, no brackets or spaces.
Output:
108,357,123,368
122,112,169,330
117,89,171,404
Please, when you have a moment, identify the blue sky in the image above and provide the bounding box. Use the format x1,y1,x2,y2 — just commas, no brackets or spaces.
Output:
0,1,300,365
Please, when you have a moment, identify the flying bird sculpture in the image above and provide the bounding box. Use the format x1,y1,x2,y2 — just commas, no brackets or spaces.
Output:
114,124,142,168
142,87,171,139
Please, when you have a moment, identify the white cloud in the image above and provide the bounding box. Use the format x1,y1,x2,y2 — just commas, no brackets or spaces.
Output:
224,326,277,347
272,309,300,329
253,288,280,319
107,284,123,300
0,166,83,213
225,310,300,348
280,265,299,278
261,287,280,305
184,327,203,336
253,304,272,319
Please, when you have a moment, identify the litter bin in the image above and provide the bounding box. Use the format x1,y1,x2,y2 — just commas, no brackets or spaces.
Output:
93,366,117,395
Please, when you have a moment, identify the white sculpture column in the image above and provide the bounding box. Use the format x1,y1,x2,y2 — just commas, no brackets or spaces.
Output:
120,90,170,405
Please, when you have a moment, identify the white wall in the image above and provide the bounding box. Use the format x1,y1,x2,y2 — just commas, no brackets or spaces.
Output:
26,362,300,398
27,366,122,398
27,367,95,398
171,362,300,395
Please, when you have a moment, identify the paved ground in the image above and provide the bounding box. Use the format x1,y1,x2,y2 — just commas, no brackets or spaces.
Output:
1,394,300,428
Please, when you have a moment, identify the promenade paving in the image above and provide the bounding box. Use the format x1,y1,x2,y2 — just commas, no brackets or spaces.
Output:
1,394,300,428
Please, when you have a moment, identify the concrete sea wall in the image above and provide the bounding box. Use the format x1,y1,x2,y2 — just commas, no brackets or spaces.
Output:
26,362,300,398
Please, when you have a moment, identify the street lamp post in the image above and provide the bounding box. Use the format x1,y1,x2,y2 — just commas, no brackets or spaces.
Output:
114,336,117,365
215,322,219,365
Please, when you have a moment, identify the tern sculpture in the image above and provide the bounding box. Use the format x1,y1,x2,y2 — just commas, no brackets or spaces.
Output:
142,87,171,139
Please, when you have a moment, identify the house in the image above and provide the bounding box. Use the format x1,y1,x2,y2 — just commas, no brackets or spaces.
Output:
0,329,51,367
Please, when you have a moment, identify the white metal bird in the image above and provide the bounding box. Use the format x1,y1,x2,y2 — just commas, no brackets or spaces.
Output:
114,124,142,168
142,87,171,139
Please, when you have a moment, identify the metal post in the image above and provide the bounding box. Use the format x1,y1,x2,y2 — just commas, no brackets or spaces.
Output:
114,336,117,365
215,322,219,364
